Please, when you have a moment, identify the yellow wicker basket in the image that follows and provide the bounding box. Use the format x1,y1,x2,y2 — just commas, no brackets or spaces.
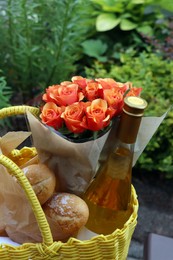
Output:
0,106,138,260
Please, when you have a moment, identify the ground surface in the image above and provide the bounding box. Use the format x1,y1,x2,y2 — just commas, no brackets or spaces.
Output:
128,173,173,259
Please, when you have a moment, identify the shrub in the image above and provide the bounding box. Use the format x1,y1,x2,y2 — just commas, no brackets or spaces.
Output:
0,0,95,103
91,0,173,35
143,19,173,60
84,52,173,178
0,73,13,109
0,71,13,128
80,1,173,70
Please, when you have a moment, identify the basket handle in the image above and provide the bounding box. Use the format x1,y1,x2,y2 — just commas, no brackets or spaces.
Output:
0,105,54,245
0,105,40,119
0,154,54,245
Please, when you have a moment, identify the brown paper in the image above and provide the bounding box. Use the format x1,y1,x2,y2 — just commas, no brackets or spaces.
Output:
0,163,75,244
0,131,41,243
27,112,111,196
0,132,31,156
0,131,78,244
0,164,42,243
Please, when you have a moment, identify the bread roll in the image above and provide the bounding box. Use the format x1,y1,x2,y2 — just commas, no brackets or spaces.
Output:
43,193,89,241
22,164,56,205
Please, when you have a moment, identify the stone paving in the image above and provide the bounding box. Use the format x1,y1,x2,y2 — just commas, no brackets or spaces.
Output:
127,175,173,260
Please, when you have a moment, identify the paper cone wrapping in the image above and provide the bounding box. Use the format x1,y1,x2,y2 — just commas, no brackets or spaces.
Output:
133,110,168,166
27,111,112,196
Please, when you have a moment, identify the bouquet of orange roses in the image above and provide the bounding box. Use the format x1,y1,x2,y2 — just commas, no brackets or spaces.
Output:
26,76,143,196
39,76,142,141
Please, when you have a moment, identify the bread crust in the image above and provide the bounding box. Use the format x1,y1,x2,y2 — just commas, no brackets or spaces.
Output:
43,193,89,240
23,164,56,205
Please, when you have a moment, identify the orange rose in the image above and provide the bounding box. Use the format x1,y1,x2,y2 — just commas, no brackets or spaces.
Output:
115,83,129,95
125,87,142,97
42,85,59,103
71,76,87,90
61,102,87,134
96,78,118,90
40,102,64,129
96,79,133,98
103,89,124,118
85,81,100,101
60,81,72,86
43,84,84,106
85,99,110,131
95,78,123,100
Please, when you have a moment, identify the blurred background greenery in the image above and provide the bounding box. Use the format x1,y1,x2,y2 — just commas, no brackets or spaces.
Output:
0,0,173,178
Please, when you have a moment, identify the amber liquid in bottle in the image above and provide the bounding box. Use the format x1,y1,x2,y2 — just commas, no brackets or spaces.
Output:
83,96,148,235
84,145,133,234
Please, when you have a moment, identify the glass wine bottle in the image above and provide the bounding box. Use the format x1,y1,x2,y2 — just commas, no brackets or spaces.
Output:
83,96,147,235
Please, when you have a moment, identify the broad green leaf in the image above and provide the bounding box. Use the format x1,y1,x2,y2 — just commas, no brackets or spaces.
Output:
81,39,108,58
137,25,154,36
96,13,120,31
120,19,137,31
120,13,133,19
155,0,173,12
131,0,145,4
91,0,124,12
97,56,108,62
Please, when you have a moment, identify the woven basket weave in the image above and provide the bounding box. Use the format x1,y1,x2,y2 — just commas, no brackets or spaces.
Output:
0,106,138,260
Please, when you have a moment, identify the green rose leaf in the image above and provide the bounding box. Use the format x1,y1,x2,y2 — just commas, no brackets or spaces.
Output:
96,13,120,32
120,19,138,31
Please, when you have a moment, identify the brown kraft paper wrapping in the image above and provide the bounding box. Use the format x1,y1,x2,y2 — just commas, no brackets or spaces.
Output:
27,111,111,196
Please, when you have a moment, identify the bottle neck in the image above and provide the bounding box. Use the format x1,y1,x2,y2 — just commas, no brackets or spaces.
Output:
117,111,142,144
116,138,135,152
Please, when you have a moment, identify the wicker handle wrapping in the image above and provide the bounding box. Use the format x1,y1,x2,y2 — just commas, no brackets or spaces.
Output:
0,106,54,245
0,105,40,119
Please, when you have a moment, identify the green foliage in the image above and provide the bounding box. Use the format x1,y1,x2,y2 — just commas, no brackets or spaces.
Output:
0,72,13,128
0,0,95,102
81,39,108,62
84,52,173,178
80,5,173,69
91,0,172,36
156,0,173,11
143,19,173,60
0,73,13,109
